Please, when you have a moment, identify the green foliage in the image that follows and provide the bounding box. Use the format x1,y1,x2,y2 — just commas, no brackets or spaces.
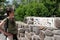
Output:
15,2,49,21
0,0,6,16
0,0,6,2
12,0,19,8
15,0,60,21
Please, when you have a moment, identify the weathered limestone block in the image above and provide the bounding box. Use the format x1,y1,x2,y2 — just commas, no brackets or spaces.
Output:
53,30,60,40
47,27,55,31
19,37,29,40
54,18,60,28
25,28,30,33
34,29,40,35
44,29,54,40
44,36,54,40
54,35,60,40
45,29,53,36
39,30,45,40
32,34,40,40
39,26,47,30
53,30,60,35
20,33,25,37
19,28,25,33
25,32,32,40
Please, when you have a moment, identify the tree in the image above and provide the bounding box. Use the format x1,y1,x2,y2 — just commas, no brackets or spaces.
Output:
12,0,19,8
15,2,49,21
55,0,60,16
0,0,6,16
0,0,6,2
15,0,60,21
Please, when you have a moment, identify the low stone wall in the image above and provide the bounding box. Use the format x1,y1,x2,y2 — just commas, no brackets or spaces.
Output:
18,27,60,40
17,18,60,40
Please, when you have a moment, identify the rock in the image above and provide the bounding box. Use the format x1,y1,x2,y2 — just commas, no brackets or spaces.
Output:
25,28,30,33
44,29,54,40
34,29,40,35
54,18,60,28
19,28,25,33
47,27,54,31
33,26,40,35
54,35,60,40
20,33,25,37
53,30,60,35
39,30,45,40
32,34,40,40
25,32,32,40
19,37,29,40
39,26,46,30
44,36,53,40
45,29,53,36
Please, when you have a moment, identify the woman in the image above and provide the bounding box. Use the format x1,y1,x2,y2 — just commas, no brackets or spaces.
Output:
0,7,17,40
6,7,18,40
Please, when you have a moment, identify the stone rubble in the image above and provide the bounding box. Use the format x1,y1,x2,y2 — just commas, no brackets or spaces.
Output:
17,18,60,40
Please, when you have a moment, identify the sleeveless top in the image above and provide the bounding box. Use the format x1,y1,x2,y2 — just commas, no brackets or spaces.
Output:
4,18,17,34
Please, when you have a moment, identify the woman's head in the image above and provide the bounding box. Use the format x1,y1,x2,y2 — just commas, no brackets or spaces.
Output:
6,7,14,18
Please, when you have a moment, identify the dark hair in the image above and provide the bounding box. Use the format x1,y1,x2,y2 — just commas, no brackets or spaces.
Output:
6,7,14,16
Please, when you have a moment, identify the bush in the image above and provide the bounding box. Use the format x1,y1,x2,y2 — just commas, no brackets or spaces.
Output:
15,2,49,21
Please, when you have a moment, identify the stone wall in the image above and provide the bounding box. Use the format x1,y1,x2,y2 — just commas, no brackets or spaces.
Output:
17,18,60,40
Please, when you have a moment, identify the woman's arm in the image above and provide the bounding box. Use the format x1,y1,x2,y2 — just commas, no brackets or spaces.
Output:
0,17,12,36
0,17,8,27
0,29,12,36
0,20,5,27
